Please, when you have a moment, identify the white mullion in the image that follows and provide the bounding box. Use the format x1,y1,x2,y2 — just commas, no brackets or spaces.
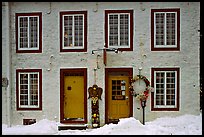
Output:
18,73,21,107
63,15,65,48
82,14,84,48
175,12,177,47
37,73,40,107
154,13,156,47
164,13,167,46
154,71,157,107
37,16,39,49
18,17,21,49
128,13,130,47
28,17,30,48
174,71,177,107
72,15,75,47
118,14,120,46
28,73,30,106
164,72,167,106
108,14,110,47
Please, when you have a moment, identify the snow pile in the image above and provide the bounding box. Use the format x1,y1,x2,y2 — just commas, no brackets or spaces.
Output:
145,114,202,135
2,113,202,135
2,119,58,135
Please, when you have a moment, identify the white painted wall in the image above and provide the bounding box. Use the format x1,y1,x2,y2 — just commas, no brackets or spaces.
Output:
2,2,200,126
2,2,12,126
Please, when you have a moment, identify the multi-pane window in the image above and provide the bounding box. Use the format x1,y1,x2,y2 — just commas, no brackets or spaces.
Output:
109,14,129,46
105,10,133,51
151,9,180,51
112,80,126,100
60,11,87,52
16,13,42,53
151,68,179,111
16,69,42,110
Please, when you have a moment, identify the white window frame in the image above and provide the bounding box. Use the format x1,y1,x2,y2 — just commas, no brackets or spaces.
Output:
153,71,177,108
108,13,130,49
154,12,177,48
18,72,40,108
17,16,40,51
62,14,84,49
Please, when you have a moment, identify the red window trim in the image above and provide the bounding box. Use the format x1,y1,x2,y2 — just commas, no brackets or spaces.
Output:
151,67,180,111
151,8,180,51
16,69,42,111
60,11,87,52
16,12,42,53
105,10,133,51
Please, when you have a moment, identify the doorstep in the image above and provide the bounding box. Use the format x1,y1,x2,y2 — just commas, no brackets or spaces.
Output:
58,124,88,130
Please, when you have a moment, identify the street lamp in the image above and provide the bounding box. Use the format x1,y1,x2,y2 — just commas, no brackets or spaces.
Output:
141,100,146,125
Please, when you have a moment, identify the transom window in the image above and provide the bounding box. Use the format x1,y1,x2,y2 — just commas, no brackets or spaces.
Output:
105,10,133,51
16,69,42,110
151,68,180,111
16,13,42,53
151,9,180,51
60,11,87,52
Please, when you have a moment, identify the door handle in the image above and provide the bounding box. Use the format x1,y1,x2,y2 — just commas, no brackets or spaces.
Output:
125,96,129,100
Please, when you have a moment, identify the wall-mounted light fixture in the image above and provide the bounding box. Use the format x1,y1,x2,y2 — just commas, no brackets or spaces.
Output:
91,47,119,55
91,46,119,66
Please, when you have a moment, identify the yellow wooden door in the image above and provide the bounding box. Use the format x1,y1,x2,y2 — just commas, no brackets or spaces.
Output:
108,76,130,120
64,76,84,119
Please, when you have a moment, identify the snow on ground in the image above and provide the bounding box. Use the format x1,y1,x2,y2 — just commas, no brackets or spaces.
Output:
2,113,202,135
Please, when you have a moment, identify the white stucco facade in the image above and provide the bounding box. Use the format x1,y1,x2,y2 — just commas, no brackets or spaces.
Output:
2,2,200,127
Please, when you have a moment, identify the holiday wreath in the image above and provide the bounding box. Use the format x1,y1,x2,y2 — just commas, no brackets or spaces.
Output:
129,75,151,101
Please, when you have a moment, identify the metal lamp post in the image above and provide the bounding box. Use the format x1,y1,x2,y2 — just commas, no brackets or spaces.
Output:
138,67,146,125
141,100,146,125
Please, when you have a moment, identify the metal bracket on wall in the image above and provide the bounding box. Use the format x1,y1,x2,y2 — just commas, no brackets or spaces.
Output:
2,77,8,87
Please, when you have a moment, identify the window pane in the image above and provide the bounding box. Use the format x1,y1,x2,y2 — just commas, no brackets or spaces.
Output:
155,13,165,45
112,80,125,100
155,72,165,105
64,16,73,47
156,72,164,83
156,95,164,105
109,14,118,46
19,17,28,48
20,95,28,105
74,15,83,47
166,72,176,105
166,13,176,45
30,74,38,106
20,74,28,84
120,14,129,46
29,17,38,48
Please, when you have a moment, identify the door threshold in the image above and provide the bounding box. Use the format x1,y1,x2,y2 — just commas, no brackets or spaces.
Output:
108,119,120,124
58,124,88,130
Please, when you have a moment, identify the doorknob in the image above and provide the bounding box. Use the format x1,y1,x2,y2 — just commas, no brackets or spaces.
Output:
125,96,129,100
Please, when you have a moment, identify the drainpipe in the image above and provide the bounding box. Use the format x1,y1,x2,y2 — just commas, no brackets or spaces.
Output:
5,2,12,127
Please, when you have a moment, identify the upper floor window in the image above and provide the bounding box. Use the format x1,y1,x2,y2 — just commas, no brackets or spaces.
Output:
105,10,133,51
151,68,180,111
60,11,87,52
151,9,180,51
16,13,42,53
16,69,42,110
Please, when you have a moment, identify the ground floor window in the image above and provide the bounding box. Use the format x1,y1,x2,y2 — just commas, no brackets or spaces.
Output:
151,67,180,111
16,69,42,110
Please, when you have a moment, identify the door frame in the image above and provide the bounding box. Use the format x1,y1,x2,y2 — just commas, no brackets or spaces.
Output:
105,68,133,124
60,68,87,124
